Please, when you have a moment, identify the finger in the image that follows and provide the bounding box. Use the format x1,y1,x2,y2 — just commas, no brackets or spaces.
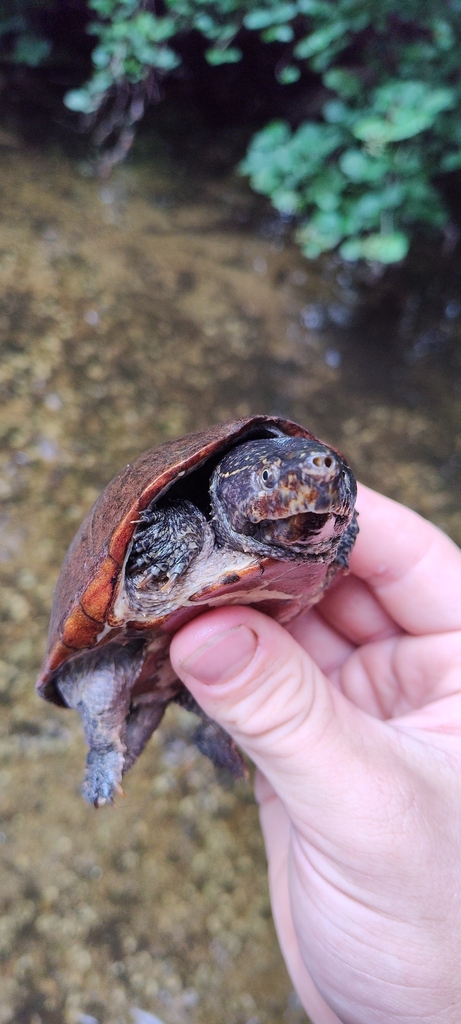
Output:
314,574,401,645
169,605,420,855
340,630,461,719
350,483,461,633
287,607,355,686
256,770,342,1024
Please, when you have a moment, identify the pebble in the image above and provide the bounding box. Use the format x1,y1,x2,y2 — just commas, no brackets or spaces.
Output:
325,348,341,368
445,299,461,319
300,302,325,329
130,1009,166,1024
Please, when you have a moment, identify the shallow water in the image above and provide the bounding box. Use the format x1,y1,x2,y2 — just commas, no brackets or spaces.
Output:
1,110,461,1024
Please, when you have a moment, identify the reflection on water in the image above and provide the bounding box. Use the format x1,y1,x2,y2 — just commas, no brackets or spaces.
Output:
0,113,460,1024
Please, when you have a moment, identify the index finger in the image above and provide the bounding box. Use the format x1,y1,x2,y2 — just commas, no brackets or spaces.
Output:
349,483,461,634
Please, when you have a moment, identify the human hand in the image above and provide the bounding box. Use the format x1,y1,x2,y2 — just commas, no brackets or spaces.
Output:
169,484,461,1024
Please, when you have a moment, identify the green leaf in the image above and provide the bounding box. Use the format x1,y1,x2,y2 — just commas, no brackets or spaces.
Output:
351,185,404,221
339,149,388,183
337,237,364,261
205,46,242,65
376,81,454,121
308,187,340,211
323,68,361,99
12,34,51,67
276,65,301,84
244,5,297,30
441,151,461,172
241,120,291,156
297,210,346,255
142,16,176,43
90,0,122,14
432,18,455,51
296,0,334,15
262,25,294,42
352,116,391,144
310,39,348,73
64,89,95,113
255,169,283,192
193,14,215,35
294,22,346,60
340,232,409,263
353,112,437,144
351,81,455,145
271,188,299,213
323,100,352,125
92,45,111,68
214,24,240,43
149,46,180,70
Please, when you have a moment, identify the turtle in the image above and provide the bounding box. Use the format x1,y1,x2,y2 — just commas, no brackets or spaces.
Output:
37,415,358,806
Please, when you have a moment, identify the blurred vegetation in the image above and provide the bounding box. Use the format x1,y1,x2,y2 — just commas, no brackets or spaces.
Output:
0,1,52,67
3,0,461,264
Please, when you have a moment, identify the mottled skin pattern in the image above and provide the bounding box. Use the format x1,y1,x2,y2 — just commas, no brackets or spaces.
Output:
38,419,357,807
210,438,356,560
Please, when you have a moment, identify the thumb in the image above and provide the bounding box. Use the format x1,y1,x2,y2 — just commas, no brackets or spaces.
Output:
170,605,399,844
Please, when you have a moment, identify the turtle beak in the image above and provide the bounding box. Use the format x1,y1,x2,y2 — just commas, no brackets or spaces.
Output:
284,449,342,513
268,450,345,519
253,449,354,551
244,445,354,524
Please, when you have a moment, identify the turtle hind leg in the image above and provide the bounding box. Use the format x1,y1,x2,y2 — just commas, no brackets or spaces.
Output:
175,685,248,779
83,748,125,806
56,641,144,806
193,720,248,779
122,699,167,773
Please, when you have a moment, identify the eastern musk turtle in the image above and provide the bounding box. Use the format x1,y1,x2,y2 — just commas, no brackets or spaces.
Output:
37,415,358,805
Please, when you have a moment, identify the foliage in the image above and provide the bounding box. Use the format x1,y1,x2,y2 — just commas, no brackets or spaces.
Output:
62,0,461,264
64,1,180,115
0,1,52,67
241,80,454,261
240,4,461,262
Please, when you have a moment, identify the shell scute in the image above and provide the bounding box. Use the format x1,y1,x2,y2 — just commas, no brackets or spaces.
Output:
61,605,101,649
80,555,119,622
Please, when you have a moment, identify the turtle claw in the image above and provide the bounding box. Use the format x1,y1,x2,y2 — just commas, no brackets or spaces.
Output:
82,747,125,807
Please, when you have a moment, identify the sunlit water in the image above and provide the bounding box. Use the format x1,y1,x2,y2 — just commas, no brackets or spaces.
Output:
0,112,460,1024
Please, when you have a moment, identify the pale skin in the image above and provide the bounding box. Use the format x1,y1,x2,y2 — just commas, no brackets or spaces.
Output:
170,483,461,1024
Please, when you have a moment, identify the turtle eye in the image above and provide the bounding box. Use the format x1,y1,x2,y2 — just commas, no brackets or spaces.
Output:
261,467,278,489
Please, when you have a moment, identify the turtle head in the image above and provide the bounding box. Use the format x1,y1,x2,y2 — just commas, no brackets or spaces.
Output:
210,436,356,559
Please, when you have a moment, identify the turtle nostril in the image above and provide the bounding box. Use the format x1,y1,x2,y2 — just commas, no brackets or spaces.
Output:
313,454,334,468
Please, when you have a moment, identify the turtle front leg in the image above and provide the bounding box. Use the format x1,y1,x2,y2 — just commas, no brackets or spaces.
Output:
56,642,145,806
125,499,207,593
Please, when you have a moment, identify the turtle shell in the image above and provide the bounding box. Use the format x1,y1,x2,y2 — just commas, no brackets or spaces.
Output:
37,414,349,706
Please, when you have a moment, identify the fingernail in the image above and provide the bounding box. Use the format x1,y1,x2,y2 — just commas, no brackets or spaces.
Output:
180,625,257,684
